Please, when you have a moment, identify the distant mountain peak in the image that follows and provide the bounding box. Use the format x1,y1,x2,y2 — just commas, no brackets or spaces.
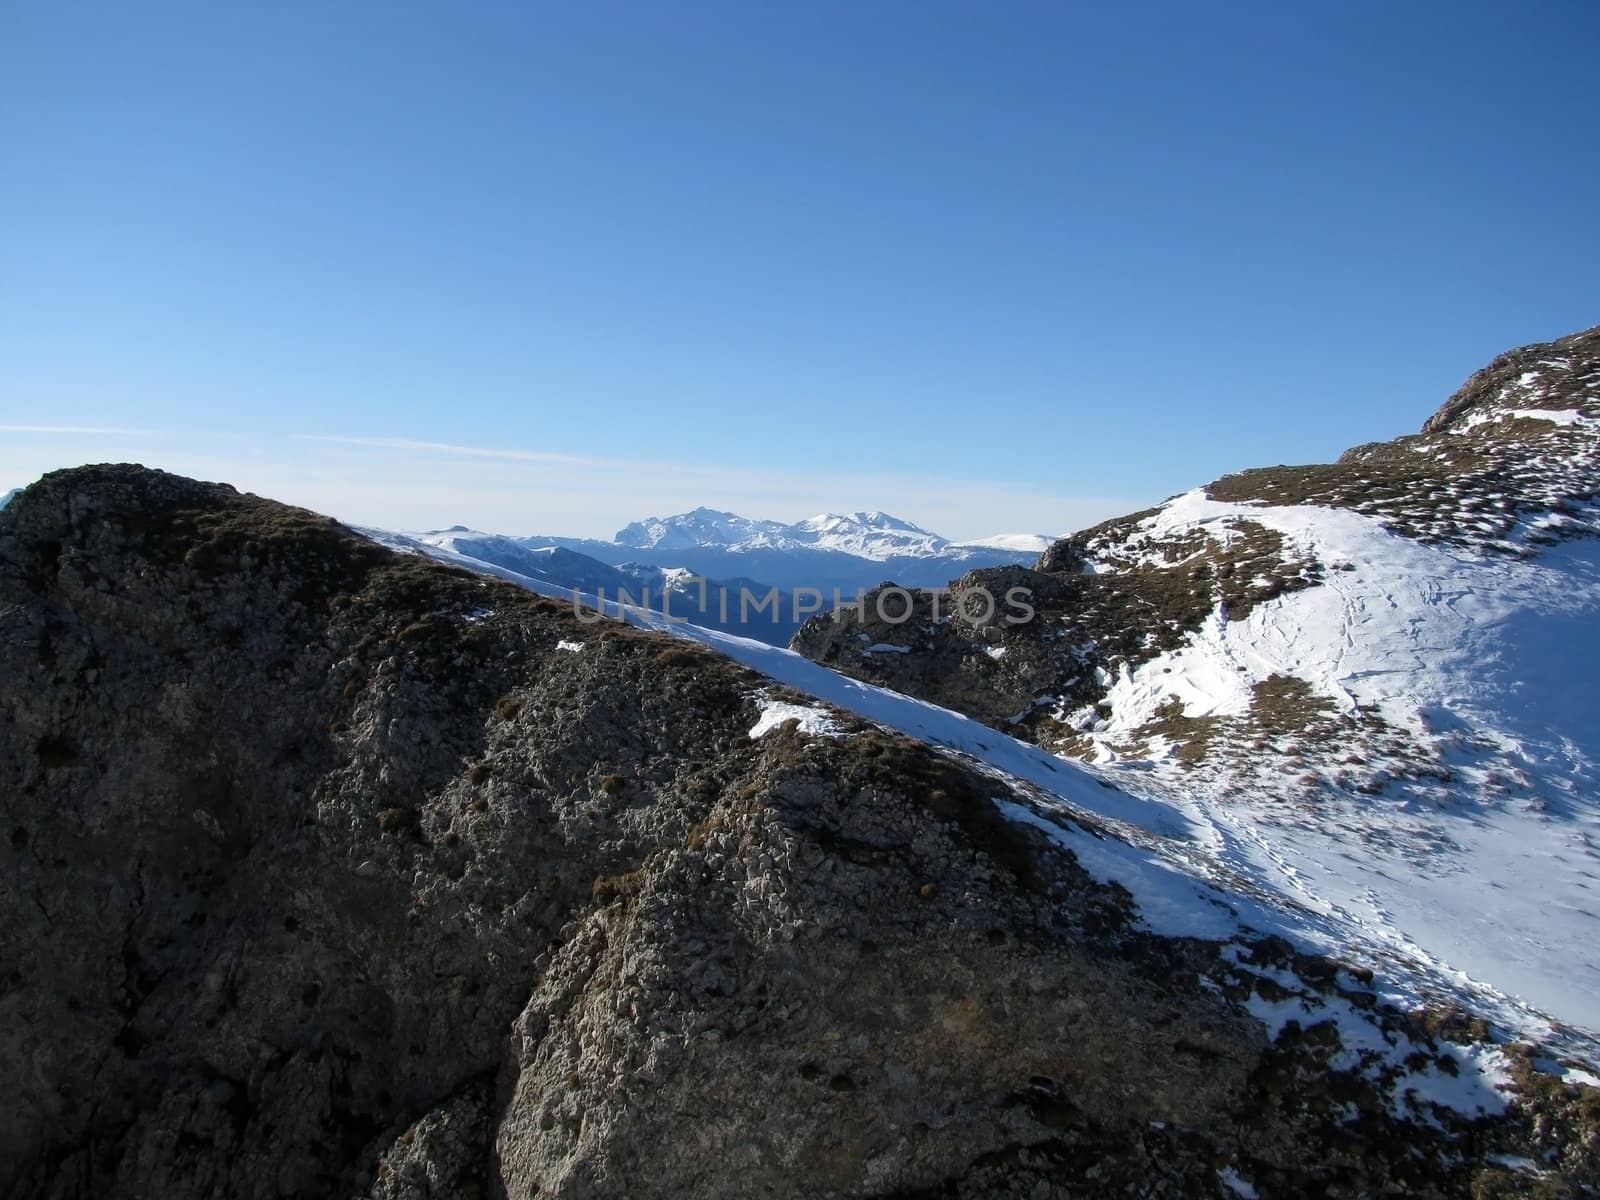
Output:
797,510,932,536
600,507,1058,572
613,507,961,560
613,508,786,551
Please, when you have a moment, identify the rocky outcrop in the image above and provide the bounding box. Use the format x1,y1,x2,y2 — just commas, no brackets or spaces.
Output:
2,465,1595,1197
791,325,1600,756
792,519,1323,750
1423,324,1600,436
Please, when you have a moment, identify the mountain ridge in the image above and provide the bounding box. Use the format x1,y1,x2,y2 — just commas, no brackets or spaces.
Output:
4,462,1599,1196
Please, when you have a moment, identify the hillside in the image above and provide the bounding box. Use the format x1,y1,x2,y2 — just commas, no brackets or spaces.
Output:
5,465,1599,1197
792,324,1600,1034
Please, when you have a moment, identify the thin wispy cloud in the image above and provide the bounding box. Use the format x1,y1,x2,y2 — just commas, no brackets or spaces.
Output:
295,435,601,467
0,425,147,435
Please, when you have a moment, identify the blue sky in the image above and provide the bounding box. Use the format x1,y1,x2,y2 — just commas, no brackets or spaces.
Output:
2,1,1596,538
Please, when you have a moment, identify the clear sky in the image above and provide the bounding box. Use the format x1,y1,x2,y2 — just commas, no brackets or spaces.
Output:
2,1,1596,539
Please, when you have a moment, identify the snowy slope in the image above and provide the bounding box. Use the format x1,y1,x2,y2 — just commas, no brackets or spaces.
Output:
1067,488,1600,1031
1027,329,1600,1031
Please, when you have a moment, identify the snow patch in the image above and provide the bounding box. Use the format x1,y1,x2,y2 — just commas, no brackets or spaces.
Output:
954,532,1055,554
1454,406,1591,433
1510,407,1585,426
749,697,842,739
1560,1065,1600,1089
1245,982,1511,1117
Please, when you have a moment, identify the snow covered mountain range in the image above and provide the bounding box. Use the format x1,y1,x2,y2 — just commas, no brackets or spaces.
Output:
615,507,1051,559
793,323,1600,1037
363,511,1051,643
527,508,1051,592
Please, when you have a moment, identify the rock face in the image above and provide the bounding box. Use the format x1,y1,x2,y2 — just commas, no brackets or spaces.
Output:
2,465,1596,1198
